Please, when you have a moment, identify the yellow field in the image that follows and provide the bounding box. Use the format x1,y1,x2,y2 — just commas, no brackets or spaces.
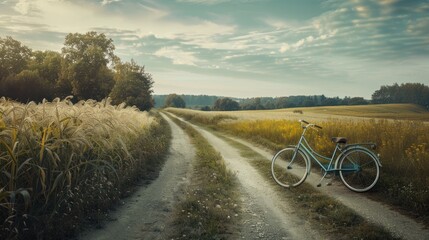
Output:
167,103,429,221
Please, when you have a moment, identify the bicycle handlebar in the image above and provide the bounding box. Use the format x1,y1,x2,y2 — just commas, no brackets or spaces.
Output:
299,119,323,129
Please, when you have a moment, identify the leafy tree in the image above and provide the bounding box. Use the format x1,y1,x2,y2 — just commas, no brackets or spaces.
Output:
372,84,400,104
200,106,211,111
28,50,63,99
61,32,116,100
0,36,32,81
110,60,154,111
0,70,52,102
322,96,342,106
29,51,62,84
348,97,368,105
164,94,186,108
241,97,265,110
372,83,429,109
213,97,240,111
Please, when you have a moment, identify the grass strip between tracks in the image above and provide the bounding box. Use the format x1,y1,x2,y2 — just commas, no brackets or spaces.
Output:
166,113,240,239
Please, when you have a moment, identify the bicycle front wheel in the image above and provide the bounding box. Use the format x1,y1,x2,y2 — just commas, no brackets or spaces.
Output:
271,147,308,188
338,149,380,192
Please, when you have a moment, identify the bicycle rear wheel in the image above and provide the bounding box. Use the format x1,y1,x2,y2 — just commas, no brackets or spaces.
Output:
271,147,308,188
338,149,380,192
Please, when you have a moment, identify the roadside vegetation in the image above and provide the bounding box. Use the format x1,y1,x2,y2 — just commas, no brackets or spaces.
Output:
0,98,171,239
165,113,240,239
166,106,429,225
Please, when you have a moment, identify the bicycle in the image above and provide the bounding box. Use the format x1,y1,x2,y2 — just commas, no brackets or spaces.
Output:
271,120,382,192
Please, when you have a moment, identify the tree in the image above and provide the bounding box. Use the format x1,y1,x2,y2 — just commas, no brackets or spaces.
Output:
0,70,52,102
241,97,265,110
372,83,429,109
164,94,186,108
0,36,32,81
61,32,116,100
110,60,154,111
28,50,63,99
213,97,240,111
348,97,368,105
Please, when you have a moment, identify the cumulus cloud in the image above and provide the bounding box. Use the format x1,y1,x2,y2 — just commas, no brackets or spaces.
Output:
13,0,31,15
154,46,199,66
279,43,290,53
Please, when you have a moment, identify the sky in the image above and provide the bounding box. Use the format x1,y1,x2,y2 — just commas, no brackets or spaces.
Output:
1,0,428,99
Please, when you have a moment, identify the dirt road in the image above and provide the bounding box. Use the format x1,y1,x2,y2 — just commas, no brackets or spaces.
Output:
78,114,195,240
78,113,429,240
170,115,325,240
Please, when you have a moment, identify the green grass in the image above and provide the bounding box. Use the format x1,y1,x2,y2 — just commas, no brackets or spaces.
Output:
165,113,240,240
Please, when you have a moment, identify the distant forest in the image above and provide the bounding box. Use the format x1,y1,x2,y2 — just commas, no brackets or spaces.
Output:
157,83,429,111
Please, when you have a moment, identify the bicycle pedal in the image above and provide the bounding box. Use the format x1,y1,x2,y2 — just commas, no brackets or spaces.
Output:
317,183,321,187
326,182,332,186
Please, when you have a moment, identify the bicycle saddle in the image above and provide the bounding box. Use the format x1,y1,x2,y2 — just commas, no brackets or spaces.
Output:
332,137,347,144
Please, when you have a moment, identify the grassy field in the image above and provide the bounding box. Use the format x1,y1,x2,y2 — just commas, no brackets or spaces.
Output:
171,103,429,122
0,98,171,239
166,103,429,224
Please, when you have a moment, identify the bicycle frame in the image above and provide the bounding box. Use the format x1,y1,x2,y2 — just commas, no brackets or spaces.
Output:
292,126,343,174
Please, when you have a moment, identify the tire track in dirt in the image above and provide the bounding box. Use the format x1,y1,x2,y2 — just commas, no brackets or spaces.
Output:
227,134,429,240
78,113,194,240
173,116,325,240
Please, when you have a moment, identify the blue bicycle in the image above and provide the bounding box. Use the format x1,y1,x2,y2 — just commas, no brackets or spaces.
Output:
271,120,381,192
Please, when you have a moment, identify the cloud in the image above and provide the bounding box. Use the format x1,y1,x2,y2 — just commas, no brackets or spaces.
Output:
101,0,121,6
153,46,199,66
407,17,429,36
13,0,31,15
354,5,370,18
279,43,290,53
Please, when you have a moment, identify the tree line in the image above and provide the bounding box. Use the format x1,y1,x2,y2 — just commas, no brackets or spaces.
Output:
0,33,154,111
1,34,427,112
372,83,429,108
162,82,429,111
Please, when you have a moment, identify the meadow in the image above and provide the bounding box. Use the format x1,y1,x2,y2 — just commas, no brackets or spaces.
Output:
0,97,170,239
167,104,429,223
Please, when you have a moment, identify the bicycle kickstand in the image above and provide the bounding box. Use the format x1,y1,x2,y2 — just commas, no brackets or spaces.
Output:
317,172,334,187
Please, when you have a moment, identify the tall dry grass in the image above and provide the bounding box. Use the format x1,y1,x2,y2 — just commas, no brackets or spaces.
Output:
167,108,429,221
0,97,170,239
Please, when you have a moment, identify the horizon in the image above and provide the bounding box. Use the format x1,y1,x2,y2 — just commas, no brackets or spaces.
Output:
1,0,429,99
